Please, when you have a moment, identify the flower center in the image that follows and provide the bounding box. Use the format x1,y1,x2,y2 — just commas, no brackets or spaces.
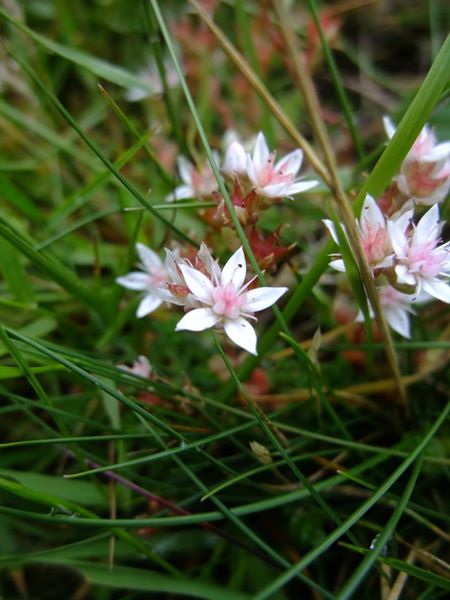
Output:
257,152,294,189
408,240,443,278
212,283,245,319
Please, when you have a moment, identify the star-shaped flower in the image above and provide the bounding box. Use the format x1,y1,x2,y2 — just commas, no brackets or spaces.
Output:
388,204,450,303
175,246,287,354
324,195,395,273
383,117,450,207
245,132,318,199
166,155,218,202
118,355,152,378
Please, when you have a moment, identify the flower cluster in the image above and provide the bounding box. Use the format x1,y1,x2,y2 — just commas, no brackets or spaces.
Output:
325,118,449,338
166,131,318,272
117,243,287,355
325,195,450,338
168,131,317,206
380,118,450,216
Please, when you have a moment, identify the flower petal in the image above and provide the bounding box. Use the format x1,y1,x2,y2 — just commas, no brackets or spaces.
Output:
136,243,163,272
243,287,287,312
360,195,385,230
385,306,411,338
328,259,346,272
387,220,408,257
246,153,258,186
116,272,150,290
152,287,186,306
421,141,450,162
392,209,414,233
221,247,247,288
175,308,218,331
383,116,396,140
414,204,440,244
275,149,303,176
119,355,152,378
224,317,258,354
421,279,450,303
323,219,340,244
258,182,290,198
413,182,450,206
177,156,193,185
198,242,221,283
285,180,318,195
395,264,416,287
180,265,214,303
252,132,270,171
222,140,247,175
166,184,195,202
136,294,162,318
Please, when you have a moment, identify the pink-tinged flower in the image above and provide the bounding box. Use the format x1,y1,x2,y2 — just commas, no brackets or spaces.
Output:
118,355,152,378
151,243,223,309
245,132,318,199
116,243,168,317
166,155,218,202
383,117,450,207
357,285,416,339
175,246,287,354
222,139,247,177
324,195,394,273
388,204,450,303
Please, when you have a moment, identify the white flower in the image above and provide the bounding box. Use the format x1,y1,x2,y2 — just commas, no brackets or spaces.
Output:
383,117,450,207
174,246,288,354
324,195,394,273
118,355,152,378
357,285,416,339
166,155,219,202
245,132,318,199
116,243,168,317
222,139,247,177
388,204,450,303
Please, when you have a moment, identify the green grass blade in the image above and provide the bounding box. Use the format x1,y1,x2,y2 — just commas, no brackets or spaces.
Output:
307,0,364,158
0,215,105,315
252,400,450,599
0,237,35,302
0,8,157,95
43,561,251,600
3,42,197,249
0,173,44,223
336,457,423,599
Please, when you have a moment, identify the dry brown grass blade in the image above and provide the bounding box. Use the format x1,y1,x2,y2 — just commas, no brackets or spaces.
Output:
250,339,449,409
384,547,416,600
270,323,355,360
398,539,450,580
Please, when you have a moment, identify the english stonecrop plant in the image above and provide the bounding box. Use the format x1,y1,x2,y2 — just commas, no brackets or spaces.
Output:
0,1,449,599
